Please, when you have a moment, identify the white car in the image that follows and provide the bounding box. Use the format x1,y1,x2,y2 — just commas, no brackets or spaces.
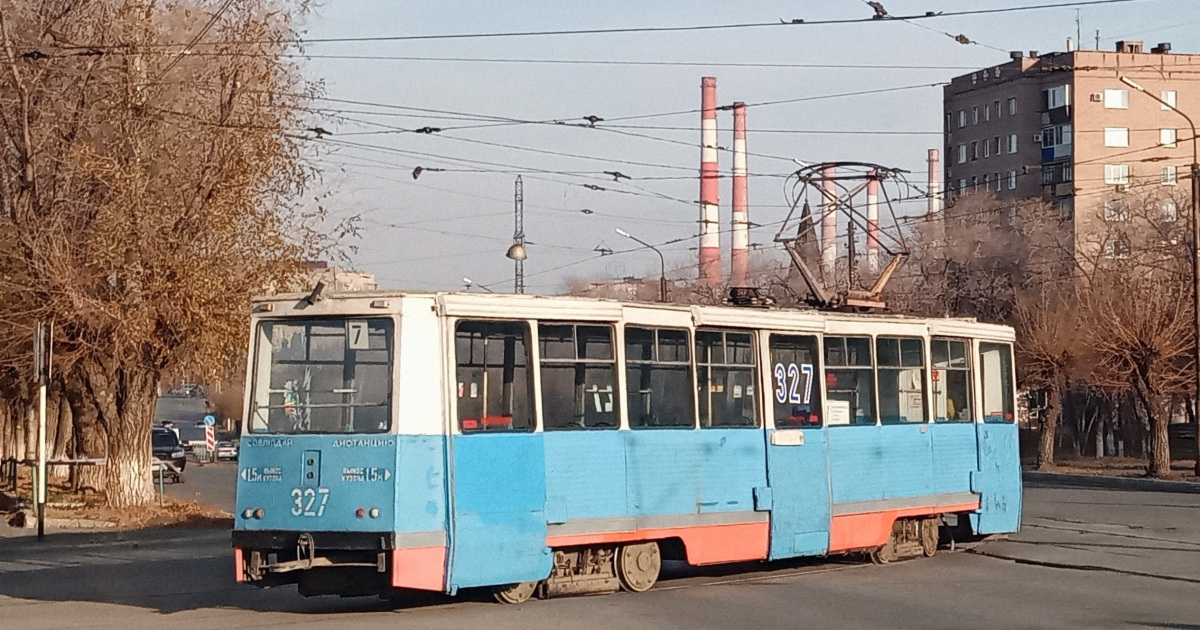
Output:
215,441,239,461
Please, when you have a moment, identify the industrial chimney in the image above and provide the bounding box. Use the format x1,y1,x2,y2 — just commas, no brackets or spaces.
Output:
699,77,721,285
730,102,749,287
820,165,837,279
927,149,942,218
866,171,879,275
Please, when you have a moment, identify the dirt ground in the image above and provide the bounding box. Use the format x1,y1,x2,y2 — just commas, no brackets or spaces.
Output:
1035,456,1200,481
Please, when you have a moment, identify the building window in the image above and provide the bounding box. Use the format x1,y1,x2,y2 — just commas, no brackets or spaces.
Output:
932,338,972,423
958,110,966,128
945,112,953,132
1055,197,1074,219
538,324,618,431
1008,170,1017,190
958,144,967,164
1103,234,1131,259
1042,166,1054,185
876,337,927,424
1008,134,1018,154
1044,85,1070,109
456,320,535,432
625,326,694,428
984,104,990,122
983,173,990,188
994,100,1002,119
1104,198,1130,222
983,69,990,80
1163,201,1178,222
958,178,967,193
1104,164,1130,185
972,106,979,124
1008,97,1017,115
972,73,978,85
1162,90,1177,110
993,136,1001,155
995,172,1002,191
1104,127,1129,148
824,336,875,426
1063,164,1073,182
971,141,979,160
1163,165,1177,185
1104,88,1129,109
1161,128,1177,148
770,335,822,428
971,175,978,191
695,330,758,428
984,141,991,158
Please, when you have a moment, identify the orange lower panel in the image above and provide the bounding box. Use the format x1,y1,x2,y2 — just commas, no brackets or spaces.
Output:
391,546,447,591
828,501,980,553
546,522,769,565
234,547,244,583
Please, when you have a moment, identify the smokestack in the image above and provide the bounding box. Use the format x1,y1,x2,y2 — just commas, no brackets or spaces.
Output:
699,77,721,286
927,149,942,218
1067,37,1076,52
866,171,879,275
820,165,837,279
731,102,749,287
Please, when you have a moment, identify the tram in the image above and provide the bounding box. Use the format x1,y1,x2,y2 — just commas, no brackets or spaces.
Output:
232,290,1021,602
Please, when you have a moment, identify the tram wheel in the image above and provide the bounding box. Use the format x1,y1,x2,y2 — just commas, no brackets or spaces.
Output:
616,542,661,592
870,535,897,565
921,518,939,557
492,581,539,604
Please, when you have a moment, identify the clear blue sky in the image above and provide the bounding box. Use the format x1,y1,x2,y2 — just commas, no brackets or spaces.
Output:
298,0,1200,293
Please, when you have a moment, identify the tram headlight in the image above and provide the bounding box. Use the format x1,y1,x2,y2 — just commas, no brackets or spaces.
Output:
355,508,365,519
253,508,264,519
369,508,380,519
242,508,253,519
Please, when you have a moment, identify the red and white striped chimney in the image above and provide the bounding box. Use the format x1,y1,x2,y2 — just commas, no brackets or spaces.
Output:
927,148,942,217
866,170,880,275
699,77,721,285
820,165,837,278
730,102,749,287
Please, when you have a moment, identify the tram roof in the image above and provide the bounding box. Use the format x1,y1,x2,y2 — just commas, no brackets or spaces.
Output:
253,290,1014,340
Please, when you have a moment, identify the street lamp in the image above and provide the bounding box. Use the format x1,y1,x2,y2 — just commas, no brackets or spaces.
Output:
1122,75,1200,476
616,228,668,303
462,277,495,293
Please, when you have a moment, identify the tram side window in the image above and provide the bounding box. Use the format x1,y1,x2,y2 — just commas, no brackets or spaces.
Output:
876,337,928,424
696,330,759,427
455,320,534,432
770,335,822,427
824,336,876,426
980,342,1016,423
932,338,973,423
625,326,695,428
539,324,618,430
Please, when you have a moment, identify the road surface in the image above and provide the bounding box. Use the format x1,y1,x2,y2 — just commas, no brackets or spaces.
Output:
1,482,1198,629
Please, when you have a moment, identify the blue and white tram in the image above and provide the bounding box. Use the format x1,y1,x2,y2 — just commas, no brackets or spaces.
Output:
232,291,1021,601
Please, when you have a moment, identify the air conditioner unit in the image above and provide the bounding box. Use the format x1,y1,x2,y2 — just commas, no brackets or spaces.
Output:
1033,133,1043,143
1090,93,1103,102
1115,184,1130,192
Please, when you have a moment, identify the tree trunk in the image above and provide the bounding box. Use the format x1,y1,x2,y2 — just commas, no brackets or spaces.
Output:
76,360,159,507
1190,397,1200,477
65,373,106,492
1037,385,1059,469
1140,392,1172,479
50,391,72,480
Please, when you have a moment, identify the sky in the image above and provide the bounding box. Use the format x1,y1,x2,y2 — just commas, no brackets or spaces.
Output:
294,0,1200,293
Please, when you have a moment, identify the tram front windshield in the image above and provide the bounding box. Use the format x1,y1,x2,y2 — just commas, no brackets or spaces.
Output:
247,318,393,435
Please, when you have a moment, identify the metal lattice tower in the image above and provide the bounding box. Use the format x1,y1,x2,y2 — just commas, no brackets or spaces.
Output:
513,176,525,294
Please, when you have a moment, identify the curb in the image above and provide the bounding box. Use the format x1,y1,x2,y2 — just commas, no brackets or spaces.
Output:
1023,471,1200,494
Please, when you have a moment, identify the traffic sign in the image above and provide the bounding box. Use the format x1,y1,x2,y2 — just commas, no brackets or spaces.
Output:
205,425,216,452
203,414,216,426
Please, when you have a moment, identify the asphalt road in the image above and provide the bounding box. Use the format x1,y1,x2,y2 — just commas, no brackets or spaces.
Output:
163,460,237,513
1,483,1199,630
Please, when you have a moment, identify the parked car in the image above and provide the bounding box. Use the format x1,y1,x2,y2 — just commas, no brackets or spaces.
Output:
151,427,186,483
215,440,239,461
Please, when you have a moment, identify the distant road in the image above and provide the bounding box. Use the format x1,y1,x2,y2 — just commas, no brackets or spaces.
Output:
164,461,237,514
1,485,1198,629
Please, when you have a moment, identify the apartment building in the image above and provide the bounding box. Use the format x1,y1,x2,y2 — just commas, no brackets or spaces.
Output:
943,40,1196,260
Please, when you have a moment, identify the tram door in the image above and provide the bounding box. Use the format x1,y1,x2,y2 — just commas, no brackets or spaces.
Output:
763,334,831,559
448,320,552,589
972,342,1022,534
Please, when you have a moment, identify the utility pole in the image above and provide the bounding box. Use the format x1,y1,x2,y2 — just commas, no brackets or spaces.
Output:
1121,76,1200,476
33,321,52,541
512,176,525,294
1076,10,1082,49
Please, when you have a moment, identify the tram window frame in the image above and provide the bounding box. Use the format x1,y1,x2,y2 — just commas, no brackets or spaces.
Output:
876,337,929,424
980,342,1016,424
823,336,877,426
931,338,974,423
454,320,536,433
538,323,619,431
625,326,697,429
696,329,760,428
769,334,823,428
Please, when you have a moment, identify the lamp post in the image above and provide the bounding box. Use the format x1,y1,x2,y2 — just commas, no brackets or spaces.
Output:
616,228,667,303
1122,76,1200,476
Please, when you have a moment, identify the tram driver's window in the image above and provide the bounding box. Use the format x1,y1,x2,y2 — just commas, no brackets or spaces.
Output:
824,336,876,426
876,337,928,424
932,338,973,423
455,320,534,432
625,326,695,428
980,342,1016,423
769,335,822,427
696,330,759,427
539,324,618,430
